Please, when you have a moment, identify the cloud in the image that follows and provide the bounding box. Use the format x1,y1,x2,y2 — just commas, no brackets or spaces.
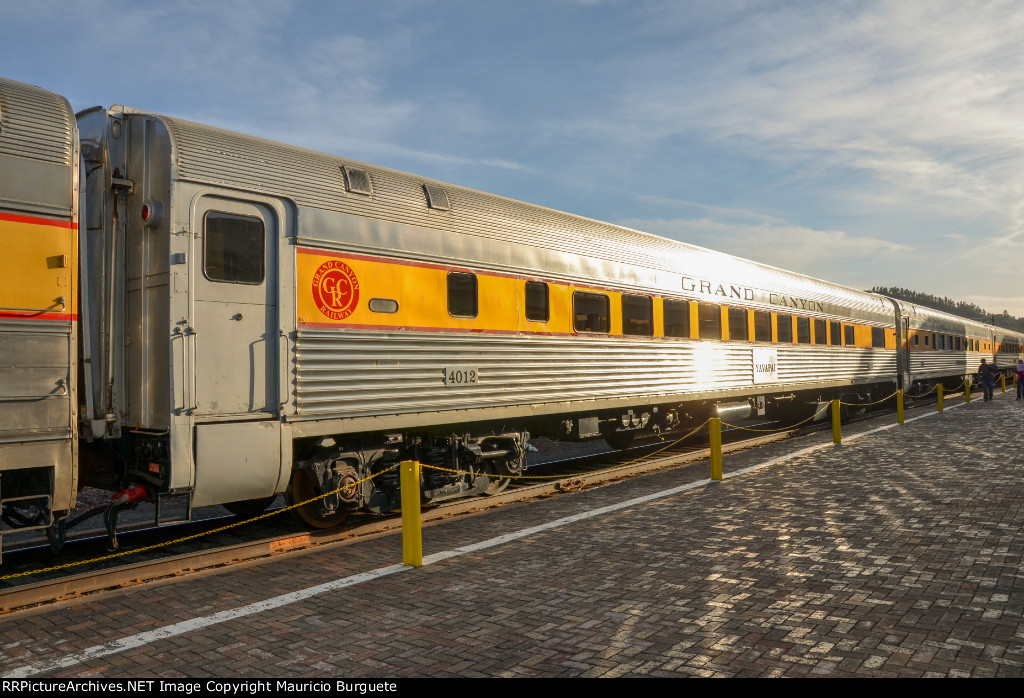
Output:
549,1,1024,238
617,216,911,273
6,1,1024,312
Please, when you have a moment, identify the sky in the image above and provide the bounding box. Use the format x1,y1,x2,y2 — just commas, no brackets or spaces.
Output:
3,0,1024,315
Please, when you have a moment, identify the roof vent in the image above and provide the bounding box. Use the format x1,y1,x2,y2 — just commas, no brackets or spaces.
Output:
423,183,450,211
341,165,373,195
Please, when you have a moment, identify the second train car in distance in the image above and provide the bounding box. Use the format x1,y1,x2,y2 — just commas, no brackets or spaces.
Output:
1,76,1022,548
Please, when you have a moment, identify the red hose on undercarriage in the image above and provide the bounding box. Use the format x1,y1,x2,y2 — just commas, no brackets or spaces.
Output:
104,484,148,552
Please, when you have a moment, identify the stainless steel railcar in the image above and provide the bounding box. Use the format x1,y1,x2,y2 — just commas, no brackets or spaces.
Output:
894,302,1023,393
1,76,1021,552
0,79,80,552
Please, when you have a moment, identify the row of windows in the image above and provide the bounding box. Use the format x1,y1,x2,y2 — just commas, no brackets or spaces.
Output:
201,219,1023,354
911,333,1013,353
914,333,972,351
446,273,888,347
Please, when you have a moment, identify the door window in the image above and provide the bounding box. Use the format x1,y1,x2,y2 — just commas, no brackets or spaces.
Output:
204,212,265,284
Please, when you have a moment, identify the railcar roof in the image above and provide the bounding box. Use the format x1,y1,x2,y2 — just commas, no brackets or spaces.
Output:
110,108,890,316
0,77,75,168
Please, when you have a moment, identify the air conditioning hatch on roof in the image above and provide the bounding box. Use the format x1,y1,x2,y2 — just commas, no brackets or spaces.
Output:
423,183,450,211
340,165,373,195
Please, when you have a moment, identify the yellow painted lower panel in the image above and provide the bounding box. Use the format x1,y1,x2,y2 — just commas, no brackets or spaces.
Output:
297,248,587,335
0,217,77,318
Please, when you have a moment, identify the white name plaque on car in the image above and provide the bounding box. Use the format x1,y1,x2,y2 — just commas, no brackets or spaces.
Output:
752,348,778,385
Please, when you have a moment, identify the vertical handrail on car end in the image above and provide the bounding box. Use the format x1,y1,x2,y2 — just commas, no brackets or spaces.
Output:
172,328,187,415
189,328,198,413
279,330,289,408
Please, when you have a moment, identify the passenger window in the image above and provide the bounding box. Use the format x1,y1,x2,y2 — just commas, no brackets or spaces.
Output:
573,291,610,333
204,212,265,284
813,319,826,345
844,324,855,346
914,334,919,346
829,321,841,346
924,335,930,347
728,307,748,341
698,303,721,340
663,299,690,338
776,313,793,343
447,272,478,318
797,317,811,344
525,281,549,323
753,310,771,342
871,327,885,348
622,294,653,336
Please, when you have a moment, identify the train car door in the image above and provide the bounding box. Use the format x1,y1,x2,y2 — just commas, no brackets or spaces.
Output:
188,196,282,507
900,315,911,389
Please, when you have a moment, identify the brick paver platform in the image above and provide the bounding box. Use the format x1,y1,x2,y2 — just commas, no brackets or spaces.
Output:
2,393,1022,677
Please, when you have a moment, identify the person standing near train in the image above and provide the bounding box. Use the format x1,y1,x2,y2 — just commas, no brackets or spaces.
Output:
1016,360,1024,400
979,358,998,402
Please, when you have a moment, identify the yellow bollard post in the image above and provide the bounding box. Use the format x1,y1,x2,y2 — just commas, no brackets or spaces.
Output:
831,399,842,444
965,378,971,403
709,418,722,481
897,389,905,424
937,383,944,412
1001,373,1006,393
400,460,423,567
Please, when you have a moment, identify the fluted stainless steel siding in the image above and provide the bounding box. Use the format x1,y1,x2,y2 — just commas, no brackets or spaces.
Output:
293,330,896,419
0,319,73,443
907,353,970,380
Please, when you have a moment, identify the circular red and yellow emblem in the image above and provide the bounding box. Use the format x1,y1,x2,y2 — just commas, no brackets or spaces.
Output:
312,260,360,320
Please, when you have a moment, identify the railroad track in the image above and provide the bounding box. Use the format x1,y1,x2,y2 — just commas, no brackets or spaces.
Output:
0,393,951,614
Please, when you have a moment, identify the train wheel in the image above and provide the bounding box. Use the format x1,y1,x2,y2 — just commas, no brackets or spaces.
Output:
481,440,526,495
223,497,275,519
484,473,511,495
286,469,354,529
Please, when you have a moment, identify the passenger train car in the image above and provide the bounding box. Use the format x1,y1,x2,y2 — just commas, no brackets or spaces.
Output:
1,76,1021,555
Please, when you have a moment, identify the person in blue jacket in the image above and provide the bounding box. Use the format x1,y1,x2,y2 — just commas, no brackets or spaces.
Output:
978,358,998,402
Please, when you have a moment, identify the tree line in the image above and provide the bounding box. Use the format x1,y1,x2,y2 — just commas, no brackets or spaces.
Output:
869,287,1024,332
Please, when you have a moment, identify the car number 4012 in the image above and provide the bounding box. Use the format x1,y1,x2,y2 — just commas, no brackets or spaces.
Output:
444,367,479,385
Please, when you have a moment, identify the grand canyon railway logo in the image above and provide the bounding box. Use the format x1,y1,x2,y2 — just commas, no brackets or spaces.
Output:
312,260,360,320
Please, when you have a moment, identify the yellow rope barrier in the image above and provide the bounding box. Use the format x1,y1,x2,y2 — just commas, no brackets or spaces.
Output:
0,374,983,583
721,403,829,433
0,466,397,582
420,420,713,482
837,389,900,408
4,419,718,581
